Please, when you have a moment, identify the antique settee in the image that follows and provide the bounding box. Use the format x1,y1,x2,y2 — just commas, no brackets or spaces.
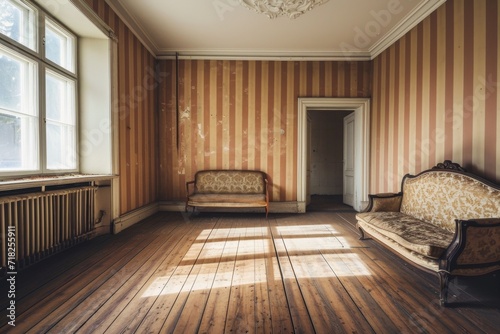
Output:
356,161,500,305
185,170,269,217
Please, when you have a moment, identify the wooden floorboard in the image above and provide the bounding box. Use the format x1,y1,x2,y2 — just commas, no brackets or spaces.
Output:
1,209,499,334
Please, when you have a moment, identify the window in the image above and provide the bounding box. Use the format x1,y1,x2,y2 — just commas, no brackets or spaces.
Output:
0,0,77,175
0,0,36,50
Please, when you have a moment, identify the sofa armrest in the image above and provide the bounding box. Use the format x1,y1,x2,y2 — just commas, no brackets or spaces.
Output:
264,178,269,202
439,218,500,274
186,180,195,197
363,192,403,212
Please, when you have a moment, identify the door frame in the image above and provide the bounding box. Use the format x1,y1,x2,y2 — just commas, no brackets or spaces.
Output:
297,98,370,212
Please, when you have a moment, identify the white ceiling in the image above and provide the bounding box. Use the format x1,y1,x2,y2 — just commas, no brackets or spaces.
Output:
105,0,446,60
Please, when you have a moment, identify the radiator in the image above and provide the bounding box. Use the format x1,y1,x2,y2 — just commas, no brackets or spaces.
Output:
0,186,97,273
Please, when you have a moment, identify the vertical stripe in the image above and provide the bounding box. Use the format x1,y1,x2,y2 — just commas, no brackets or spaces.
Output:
280,62,288,201
242,61,249,170
452,0,464,164
472,1,486,173
403,33,412,173
254,62,262,170
247,62,256,171
420,18,430,174
444,0,455,161
397,39,406,185
232,61,240,169
415,23,424,173
435,6,447,164
428,11,438,169
392,42,400,191
221,61,230,169
462,0,474,167
382,51,389,190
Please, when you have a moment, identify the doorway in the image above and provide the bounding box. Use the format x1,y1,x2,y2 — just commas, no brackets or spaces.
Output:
307,110,353,210
297,98,370,212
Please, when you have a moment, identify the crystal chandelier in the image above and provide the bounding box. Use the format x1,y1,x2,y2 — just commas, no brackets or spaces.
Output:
240,0,330,19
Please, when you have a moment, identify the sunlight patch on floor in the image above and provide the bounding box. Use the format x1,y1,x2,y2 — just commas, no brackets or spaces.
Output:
142,224,370,298
275,224,340,235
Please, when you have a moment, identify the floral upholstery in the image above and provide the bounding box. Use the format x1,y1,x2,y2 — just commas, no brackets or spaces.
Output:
368,194,402,212
357,166,500,304
400,172,500,232
195,170,266,194
455,219,500,266
186,170,269,216
356,169,500,276
356,211,453,258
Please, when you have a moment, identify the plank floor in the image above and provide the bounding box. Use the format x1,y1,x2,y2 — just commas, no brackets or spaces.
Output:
1,205,499,333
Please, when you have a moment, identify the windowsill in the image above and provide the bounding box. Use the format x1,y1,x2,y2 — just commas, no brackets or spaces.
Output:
0,174,117,192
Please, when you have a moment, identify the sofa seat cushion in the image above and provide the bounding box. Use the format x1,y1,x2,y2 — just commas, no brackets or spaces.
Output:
188,193,267,207
356,212,454,259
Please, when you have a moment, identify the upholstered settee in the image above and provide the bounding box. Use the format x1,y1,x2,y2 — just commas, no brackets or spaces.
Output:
356,161,500,305
185,170,269,217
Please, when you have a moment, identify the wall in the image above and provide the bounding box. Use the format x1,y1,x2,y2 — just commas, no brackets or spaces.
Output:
85,0,159,215
158,60,371,202
371,0,500,193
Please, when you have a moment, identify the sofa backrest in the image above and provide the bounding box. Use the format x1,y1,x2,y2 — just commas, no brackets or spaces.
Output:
400,170,500,232
194,170,266,194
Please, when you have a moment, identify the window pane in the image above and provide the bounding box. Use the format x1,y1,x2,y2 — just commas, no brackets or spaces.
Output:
0,0,36,50
45,20,75,73
0,46,38,171
45,70,76,170
0,113,38,171
46,121,76,170
0,46,36,115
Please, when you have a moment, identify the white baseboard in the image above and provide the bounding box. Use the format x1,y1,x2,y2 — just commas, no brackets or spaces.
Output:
112,203,159,234
158,201,186,212
270,201,306,213
112,201,307,233
158,201,305,214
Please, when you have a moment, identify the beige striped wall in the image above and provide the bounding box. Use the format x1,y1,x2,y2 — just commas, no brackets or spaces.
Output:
85,0,499,209
158,60,372,201
85,0,159,215
371,0,500,193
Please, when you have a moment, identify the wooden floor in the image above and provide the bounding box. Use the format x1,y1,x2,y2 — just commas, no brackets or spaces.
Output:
1,202,499,333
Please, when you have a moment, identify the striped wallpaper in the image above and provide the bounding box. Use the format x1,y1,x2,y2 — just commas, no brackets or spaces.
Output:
85,0,499,211
158,60,372,201
85,0,159,215
371,0,500,193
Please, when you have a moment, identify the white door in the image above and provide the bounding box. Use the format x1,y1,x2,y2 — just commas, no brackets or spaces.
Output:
343,113,355,206
306,115,312,205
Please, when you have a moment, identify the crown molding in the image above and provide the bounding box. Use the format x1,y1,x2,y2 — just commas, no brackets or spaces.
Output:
104,0,159,56
369,0,447,59
156,50,372,61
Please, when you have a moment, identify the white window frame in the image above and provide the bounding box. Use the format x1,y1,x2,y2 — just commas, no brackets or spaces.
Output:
0,0,78,177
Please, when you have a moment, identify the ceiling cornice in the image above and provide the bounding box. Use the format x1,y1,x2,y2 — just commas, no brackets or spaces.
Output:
104,0,446,61
369,0,447,59
104,0,158,56
156,51,372,62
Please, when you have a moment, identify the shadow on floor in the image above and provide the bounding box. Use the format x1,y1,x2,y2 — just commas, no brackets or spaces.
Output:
306,195,354,212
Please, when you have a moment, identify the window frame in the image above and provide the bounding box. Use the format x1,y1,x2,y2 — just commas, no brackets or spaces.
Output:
0,0,79,177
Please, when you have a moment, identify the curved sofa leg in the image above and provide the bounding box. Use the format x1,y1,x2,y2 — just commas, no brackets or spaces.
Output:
439,271,450,306
357,224,366,240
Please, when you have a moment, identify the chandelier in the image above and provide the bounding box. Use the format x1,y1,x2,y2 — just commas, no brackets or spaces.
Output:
240,0,330,19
